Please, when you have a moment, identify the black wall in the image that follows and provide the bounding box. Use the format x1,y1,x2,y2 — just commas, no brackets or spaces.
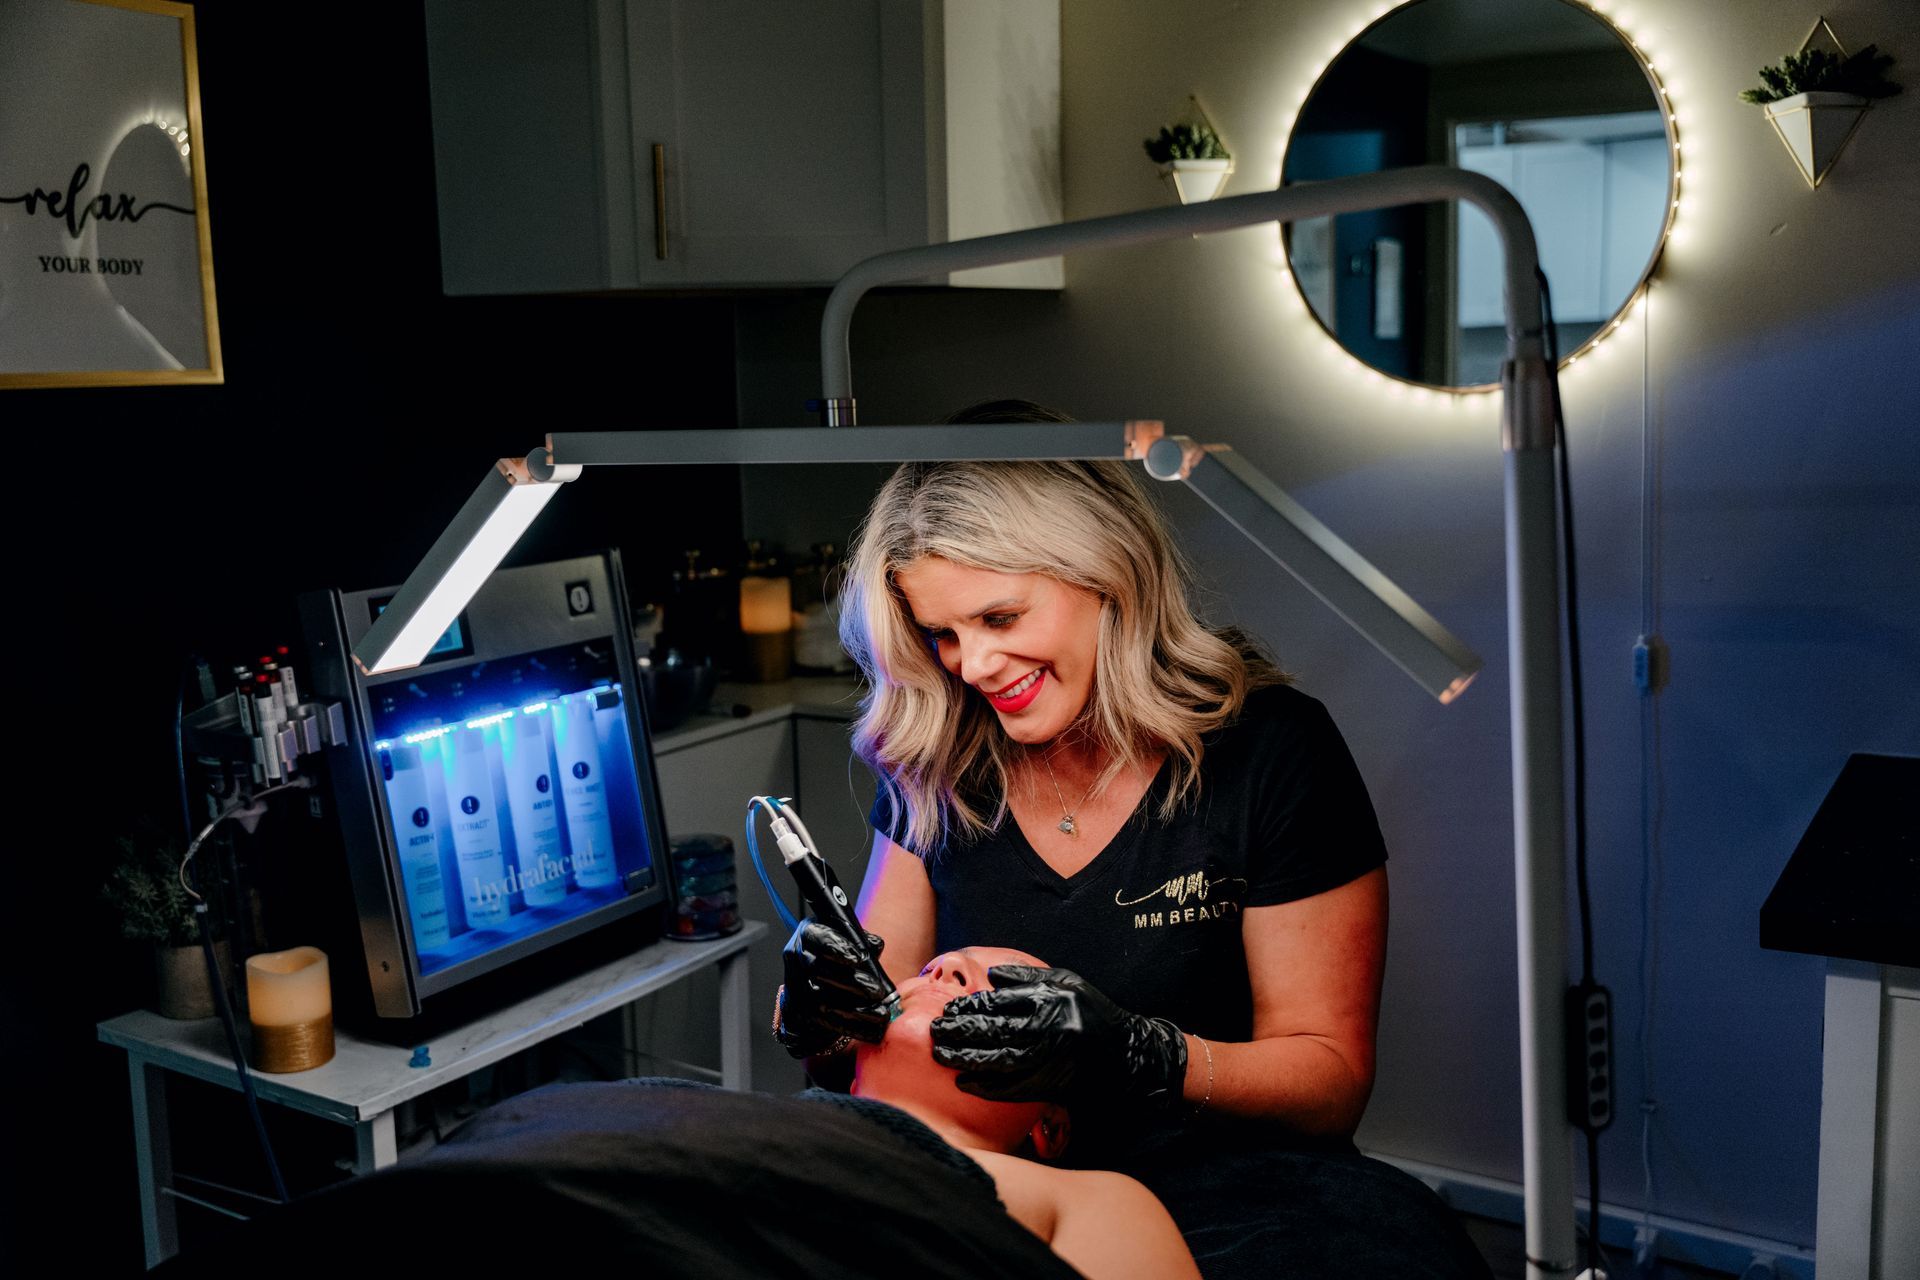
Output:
4,4,745,1261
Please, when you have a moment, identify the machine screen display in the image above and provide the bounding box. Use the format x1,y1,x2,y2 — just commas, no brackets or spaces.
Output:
368,597,473,663
366,639,655,976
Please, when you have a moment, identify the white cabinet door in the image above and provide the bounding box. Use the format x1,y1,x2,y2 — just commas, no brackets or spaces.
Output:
642,1,930,286
427,1,1058,294
426,0,683,295
426,0,606,295
428,0,924,293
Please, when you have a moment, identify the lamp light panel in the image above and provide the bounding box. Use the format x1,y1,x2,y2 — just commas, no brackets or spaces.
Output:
352,459,579,676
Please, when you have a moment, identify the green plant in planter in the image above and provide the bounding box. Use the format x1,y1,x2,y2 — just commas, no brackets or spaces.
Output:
1143,121,1230,163
1740,45,1900,104
102,827,202,948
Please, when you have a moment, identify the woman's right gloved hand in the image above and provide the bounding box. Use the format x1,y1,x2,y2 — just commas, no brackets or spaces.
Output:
772,919,893,1058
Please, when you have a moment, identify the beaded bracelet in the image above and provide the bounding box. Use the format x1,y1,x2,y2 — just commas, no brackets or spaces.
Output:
1191,1035,1216,1114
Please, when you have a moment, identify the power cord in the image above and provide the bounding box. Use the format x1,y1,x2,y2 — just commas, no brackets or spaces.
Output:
180,785,310,1207
173,654,296,1206
1635,280,1665,1277
1537,270,1610,1280
1540,281,1595,996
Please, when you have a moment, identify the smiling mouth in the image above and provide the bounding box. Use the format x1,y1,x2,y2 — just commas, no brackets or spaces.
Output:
991,669,1044,700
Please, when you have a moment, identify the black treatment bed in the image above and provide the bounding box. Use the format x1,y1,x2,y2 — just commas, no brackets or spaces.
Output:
151,1078,1487,1279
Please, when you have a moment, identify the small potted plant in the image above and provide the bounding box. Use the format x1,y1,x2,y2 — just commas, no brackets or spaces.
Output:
1143,106,1233,204
1741,39,1900,187
102,826,230,1019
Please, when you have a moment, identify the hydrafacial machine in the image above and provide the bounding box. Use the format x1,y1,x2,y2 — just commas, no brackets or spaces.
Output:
356,167,1587,1280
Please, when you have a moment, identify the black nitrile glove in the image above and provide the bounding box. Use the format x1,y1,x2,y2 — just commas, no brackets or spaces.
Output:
929,964,1189,1109
773,919,893,1058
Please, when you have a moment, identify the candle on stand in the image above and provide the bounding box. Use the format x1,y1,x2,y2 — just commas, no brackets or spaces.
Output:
739,576,792,635
245,946,335,1072
738,574,793,682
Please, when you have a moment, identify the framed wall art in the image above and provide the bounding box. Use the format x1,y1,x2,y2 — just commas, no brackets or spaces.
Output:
0,0,222,388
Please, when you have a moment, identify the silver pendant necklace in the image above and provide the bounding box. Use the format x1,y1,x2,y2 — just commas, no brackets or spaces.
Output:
1040,750,1098,836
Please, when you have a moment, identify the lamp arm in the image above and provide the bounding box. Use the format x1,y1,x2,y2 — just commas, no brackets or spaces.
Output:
541,422,1484,706
819,165,1545,404
1146,437,1482,703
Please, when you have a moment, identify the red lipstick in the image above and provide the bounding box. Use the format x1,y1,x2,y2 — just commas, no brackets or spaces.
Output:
987,667,1045,713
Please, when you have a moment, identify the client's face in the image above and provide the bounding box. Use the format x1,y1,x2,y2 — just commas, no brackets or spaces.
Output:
852,947,1064,1156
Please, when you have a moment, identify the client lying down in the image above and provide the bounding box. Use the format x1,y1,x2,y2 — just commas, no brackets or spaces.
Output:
850,945,1201,1280
151,952,1194,1280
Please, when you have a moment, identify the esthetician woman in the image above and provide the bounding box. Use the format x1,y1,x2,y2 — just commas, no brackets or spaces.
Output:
775,403,1488,1279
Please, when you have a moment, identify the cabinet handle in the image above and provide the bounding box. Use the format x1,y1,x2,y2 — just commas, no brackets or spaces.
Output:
652,143,667,260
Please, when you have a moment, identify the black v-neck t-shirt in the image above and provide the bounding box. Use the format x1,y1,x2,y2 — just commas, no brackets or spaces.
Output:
870,683,1389,1046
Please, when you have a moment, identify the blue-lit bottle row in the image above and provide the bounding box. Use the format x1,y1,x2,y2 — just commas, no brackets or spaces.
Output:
373,685,649,975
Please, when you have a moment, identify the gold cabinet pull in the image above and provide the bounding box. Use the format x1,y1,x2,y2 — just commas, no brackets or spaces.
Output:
652,143,667,260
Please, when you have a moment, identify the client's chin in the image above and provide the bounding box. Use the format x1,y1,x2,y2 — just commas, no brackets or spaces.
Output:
852,1001,1043,1155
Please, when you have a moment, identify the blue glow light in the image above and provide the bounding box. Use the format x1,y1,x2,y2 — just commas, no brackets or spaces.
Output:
465,710,516,730
402,725,455,745
521,701,550,714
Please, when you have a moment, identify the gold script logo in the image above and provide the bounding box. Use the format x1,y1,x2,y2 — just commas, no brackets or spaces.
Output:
1115,869,1246,928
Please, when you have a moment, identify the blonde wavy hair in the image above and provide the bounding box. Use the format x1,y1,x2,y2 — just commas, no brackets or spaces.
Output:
838,403,1284,854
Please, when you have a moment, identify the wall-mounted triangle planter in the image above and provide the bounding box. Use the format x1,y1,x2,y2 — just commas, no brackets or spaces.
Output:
1163,158,1232,204
1763,90,1871,188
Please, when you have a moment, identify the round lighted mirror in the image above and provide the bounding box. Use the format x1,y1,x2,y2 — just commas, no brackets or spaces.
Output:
1281,0,1675,389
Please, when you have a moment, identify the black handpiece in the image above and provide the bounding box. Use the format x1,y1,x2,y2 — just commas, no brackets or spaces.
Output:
786,851,901,1020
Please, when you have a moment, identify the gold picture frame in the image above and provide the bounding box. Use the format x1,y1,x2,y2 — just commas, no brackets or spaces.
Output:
0,0,223,388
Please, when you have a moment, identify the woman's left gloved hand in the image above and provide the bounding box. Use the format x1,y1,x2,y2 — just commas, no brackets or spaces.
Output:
929,964,1189,1109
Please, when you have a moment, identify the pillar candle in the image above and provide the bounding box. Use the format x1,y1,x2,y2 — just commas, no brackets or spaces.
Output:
739,576,793,635
246,946,335,1072
246,947,331,1024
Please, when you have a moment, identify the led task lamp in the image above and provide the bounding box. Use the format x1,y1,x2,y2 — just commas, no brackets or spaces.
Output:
355,454,580,676
356,166,1580,1280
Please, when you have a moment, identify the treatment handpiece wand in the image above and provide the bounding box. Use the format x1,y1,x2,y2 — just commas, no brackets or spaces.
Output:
772,812,901,1022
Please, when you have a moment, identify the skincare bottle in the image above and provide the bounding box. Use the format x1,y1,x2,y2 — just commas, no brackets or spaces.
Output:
554,693,618,889
445,725,512,927
381,744,452,949
501,707,567,907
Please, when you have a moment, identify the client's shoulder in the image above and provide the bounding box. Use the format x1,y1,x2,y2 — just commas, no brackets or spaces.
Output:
967,1152,1201,1280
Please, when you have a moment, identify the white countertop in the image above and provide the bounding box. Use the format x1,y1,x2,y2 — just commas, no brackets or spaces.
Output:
651,675,864,754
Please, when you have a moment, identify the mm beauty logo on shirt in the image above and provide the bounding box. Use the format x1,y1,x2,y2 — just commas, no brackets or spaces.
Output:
1115,869,1247,929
